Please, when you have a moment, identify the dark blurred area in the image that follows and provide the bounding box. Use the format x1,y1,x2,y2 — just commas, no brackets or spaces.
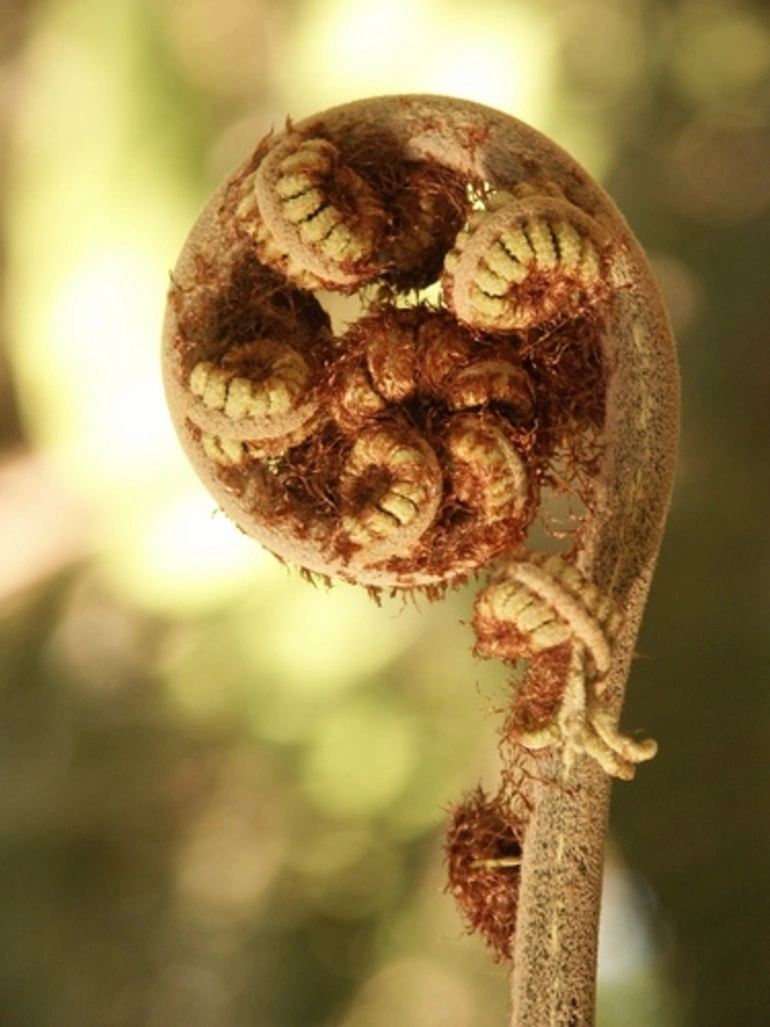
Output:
1,1,768,1025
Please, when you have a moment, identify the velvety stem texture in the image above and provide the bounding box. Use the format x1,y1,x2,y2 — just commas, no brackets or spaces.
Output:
508,191,678,1026
162,95,679,1027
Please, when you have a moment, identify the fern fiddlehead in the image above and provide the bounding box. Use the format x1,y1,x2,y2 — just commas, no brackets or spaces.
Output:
163,95,679,1026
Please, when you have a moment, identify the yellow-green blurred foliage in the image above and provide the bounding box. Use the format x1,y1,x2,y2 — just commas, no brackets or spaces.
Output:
1,1,769,1025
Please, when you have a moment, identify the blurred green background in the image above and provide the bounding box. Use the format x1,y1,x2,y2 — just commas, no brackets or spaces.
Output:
1,0,769,1024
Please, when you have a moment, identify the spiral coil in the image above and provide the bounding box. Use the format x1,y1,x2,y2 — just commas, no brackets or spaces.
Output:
164,101,612,591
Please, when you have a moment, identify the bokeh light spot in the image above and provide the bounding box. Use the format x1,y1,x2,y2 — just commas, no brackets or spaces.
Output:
301,698,417,817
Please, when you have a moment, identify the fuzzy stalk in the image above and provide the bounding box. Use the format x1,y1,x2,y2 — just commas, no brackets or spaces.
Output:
509,240,678,1024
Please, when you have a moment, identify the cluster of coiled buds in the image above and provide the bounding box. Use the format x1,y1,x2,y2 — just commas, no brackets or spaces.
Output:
164,103,613,594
